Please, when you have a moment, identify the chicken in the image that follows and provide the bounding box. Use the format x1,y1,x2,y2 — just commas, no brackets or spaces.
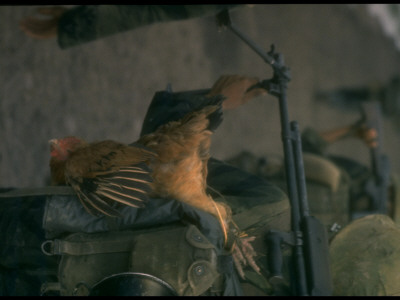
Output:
49,96,226,216
49,75,265,278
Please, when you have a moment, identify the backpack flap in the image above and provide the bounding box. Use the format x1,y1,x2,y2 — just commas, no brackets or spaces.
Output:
129,224,222,296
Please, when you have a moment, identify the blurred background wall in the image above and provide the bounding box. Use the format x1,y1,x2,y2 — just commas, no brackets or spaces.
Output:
1,4,400,188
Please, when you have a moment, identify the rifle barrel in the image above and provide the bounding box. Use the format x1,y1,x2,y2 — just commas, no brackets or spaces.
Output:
277,84,308,296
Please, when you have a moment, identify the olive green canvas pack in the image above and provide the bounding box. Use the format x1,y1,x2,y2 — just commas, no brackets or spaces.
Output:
41,224,222,296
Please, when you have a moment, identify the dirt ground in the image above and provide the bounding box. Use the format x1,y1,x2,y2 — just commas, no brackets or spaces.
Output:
1,4,400,188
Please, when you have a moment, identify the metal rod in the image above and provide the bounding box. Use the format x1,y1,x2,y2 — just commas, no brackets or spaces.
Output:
291,121,310,217
228,22,276,66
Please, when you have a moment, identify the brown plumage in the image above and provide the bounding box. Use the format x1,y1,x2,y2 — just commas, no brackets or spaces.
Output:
137,104,231,227
49,103,230,233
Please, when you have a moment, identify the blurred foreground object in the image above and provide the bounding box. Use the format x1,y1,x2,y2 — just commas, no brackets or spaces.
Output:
330,214,400,296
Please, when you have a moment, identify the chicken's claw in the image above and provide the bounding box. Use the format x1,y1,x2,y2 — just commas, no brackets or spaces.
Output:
232,234,260,279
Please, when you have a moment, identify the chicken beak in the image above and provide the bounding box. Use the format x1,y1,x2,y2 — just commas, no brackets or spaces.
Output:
49,139,60,151
49,139,58,145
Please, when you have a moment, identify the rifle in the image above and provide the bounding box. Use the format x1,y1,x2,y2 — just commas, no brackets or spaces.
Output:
351,101,390,219
216,10,332,296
